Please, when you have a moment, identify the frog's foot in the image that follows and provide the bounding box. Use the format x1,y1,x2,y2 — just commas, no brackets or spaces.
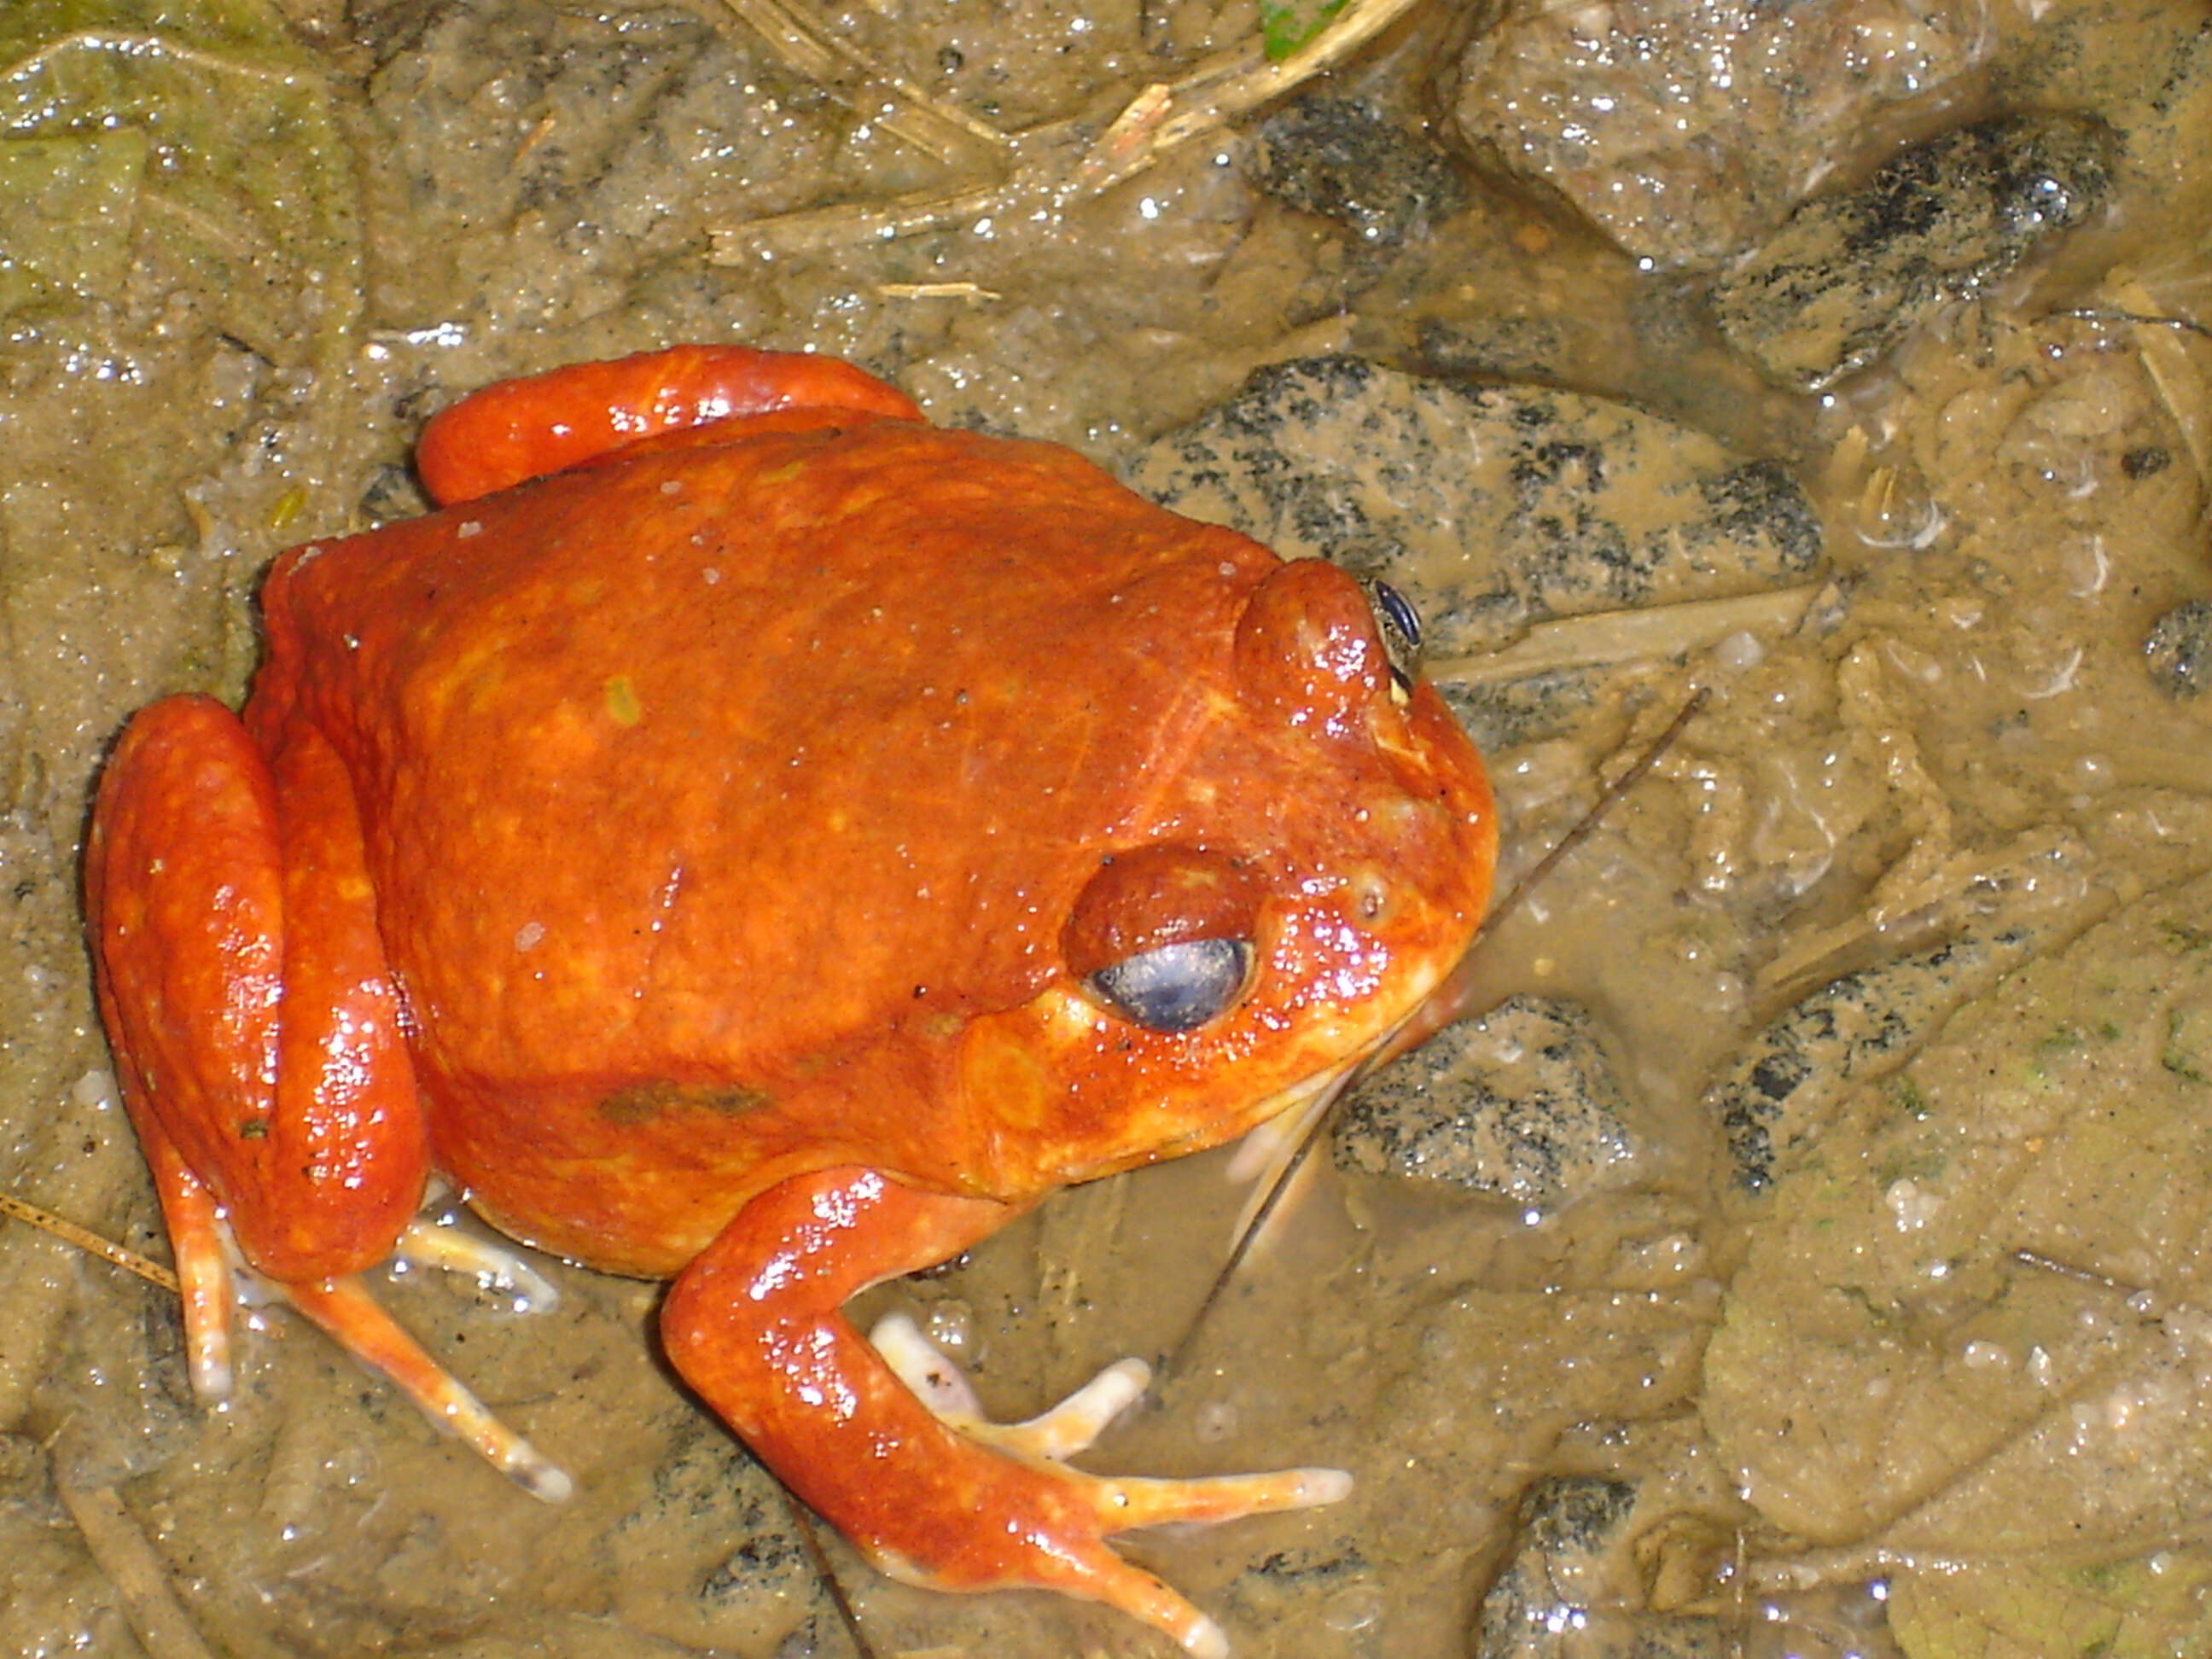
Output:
666,1169,1352,1659
282,1274,573,1503
870,1307,1348,1515
867,1309,1348,1659
154,1149,573,1503
870,1311,1155,1463
393,1217,562,1313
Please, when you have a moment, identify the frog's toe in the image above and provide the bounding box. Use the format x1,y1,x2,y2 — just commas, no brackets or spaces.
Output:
1005,1355,1152,1461
1095,1463,1353,1529
1030,1561,1229,1659
870,1515,1232,1659
869,1310,1150,1462
141,1138,241,1403
868,1310,1351,1525
868,1310,987,1417
283,1274,574,1503
394,1217,562,1313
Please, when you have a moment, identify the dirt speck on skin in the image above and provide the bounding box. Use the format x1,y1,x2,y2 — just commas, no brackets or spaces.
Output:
4,2,2212,1657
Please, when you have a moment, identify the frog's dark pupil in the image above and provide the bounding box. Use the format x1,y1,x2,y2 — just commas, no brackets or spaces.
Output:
1087,938,1253,1033
1371,579,1421,648
1358,575,1423,690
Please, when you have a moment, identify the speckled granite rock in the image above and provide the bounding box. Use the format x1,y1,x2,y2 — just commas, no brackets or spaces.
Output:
611,1419,832,1651
1710,933,2041,1189
1473,1476,1728,1659
2145,597,2212,698
1334,996,1637,1208
1709,114,2118,393
1450,0,1994,267
1252,96,1466,251
1439,669,1601,753
1126,357,1823,661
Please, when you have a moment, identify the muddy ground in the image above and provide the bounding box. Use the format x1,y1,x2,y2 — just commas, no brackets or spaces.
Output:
3,2,2210,1656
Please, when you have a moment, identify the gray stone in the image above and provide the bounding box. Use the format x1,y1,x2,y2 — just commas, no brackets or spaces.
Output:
1333,996,1637,1208
1252,96,1467,251
1440,670,1600,753
1710,114,2118,393
1709,932,2040,1189
1126,357,1823,661
1450,0,1994,267
1473,1476,1729,1659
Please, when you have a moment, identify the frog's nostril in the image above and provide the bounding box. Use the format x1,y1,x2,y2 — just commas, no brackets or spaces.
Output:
1346,863,1394,925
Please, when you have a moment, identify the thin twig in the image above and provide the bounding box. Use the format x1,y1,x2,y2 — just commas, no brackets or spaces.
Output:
710,0,1427,259
2051,306,2212,341
777,1488,883,1659
0,1191,178,1294
2011,1246,2168,1316
1157,688,1710,1388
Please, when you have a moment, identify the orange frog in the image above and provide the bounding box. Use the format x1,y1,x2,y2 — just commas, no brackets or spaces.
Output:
85,345,1495,1656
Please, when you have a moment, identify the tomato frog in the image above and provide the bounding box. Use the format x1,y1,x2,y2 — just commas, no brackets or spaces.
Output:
85,345,1496,1655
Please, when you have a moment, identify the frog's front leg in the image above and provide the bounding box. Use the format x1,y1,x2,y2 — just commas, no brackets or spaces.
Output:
661,1167,1349,1658
86,696,564,1495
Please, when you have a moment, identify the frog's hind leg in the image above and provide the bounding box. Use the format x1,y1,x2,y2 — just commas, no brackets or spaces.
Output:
89,695,423,1281
88,695,565,1498
414,343,924,505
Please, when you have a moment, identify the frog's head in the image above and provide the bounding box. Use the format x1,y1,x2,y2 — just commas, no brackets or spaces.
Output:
958,556,1497,1189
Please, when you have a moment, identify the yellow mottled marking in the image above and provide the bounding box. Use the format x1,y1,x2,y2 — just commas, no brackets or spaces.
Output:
604,675,643,725
267,484,310,530
964,1022,1051,1131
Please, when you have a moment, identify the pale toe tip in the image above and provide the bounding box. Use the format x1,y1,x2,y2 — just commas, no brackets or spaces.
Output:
1291,1466,1353,1507
509,1449,575,1505
189,1349,234,1405
1179,1611,1231,1659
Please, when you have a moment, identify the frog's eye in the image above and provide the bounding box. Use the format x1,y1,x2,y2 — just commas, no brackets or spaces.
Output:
1062,842,1265,1032
1087,938,1254,1033
1358,576,1423,694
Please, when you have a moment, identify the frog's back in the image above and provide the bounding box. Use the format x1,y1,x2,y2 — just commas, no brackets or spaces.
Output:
259,417,1278,1090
